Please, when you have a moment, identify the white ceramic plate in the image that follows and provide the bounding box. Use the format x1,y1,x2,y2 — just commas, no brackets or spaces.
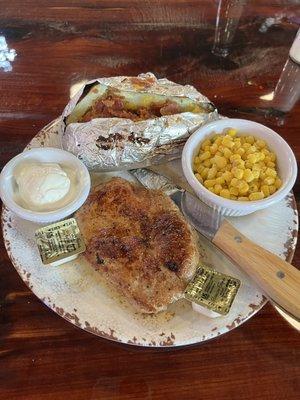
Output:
2,119,298,347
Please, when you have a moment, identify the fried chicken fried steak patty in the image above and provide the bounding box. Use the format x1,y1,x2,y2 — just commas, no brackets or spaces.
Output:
76,177,199,313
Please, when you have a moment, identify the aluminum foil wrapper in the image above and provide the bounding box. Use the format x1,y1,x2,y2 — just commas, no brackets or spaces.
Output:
61,73,219,171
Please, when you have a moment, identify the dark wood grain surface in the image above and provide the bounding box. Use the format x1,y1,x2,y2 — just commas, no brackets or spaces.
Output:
0,1,299,399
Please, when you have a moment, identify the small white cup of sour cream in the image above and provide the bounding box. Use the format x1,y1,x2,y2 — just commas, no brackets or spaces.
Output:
0,147,91,223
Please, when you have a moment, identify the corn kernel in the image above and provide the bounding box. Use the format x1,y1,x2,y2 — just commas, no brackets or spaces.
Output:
243,143,251,149
233,143,242,152
252,164,260,171
230,154,241,163
269,152,276,162
249,192,264,201
230,195,238,200
204,179,216,188
232,159,245,169
220,189,230,198
237,181,249,194
214,184,223,194
214,155,227,169
265,167,277,178
197,165,205,174
207,166,217,179
247,153,259,164
230,177,239,187
248,145,258,154
227,128,237,137
267,161,275,168
229,187,239,196
201,168,209,179
204,145,210,152
246,136,255,144
263,177,275,185
249,183,259,193
236,147,245,157
223,171,233,183
210,143,218,154
256,139,266,149
201,139,211,150
260,172,266,180
238,196,248,201
216,171,223,178
243,169,255,182
275,177,282,189
258,152,265,161
223,148,232,159
216,176,225,185
203,159,212,168
261,185,270,197
232,167,244,180
222,137,235,148
199,151,211,161
269,185,276,195
252,170,260,179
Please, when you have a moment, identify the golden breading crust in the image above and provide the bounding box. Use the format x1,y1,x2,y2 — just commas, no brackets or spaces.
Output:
76,177,199,313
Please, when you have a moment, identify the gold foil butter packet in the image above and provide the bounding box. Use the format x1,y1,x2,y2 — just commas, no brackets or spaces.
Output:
35,218,86,266
184,265,241,316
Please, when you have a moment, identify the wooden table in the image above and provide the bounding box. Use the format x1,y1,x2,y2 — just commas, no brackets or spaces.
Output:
0,1,299,399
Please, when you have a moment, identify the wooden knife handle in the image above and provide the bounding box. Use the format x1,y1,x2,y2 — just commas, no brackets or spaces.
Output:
213,220,300,320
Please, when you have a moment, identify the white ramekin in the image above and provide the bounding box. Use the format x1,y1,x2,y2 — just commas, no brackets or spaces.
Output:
0,147,91,223
182,119,297,216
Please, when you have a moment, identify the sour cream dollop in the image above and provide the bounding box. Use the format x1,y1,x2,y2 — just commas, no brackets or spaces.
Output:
14,162,71,211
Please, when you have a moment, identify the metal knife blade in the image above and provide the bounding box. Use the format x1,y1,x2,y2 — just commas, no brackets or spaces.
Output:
130,168,181,196
130,168,223,241
180,191,223,241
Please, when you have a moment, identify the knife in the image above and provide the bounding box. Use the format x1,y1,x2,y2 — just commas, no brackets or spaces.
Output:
130,168,300,321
